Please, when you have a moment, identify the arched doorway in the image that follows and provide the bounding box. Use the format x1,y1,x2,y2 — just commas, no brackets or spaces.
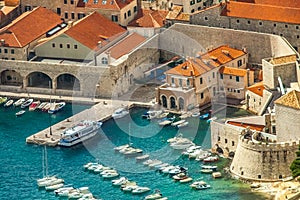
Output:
178,97,184,110
161,95,167,108
27,72,52,88
57,73,80,91
0,70,22,86
170,96,176,109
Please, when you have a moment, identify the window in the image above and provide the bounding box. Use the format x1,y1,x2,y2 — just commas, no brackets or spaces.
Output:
259,21,262,26
237,90,240,93
236,19,239,23
247,20,250,24
134,6,137,13
57,8,61,15
52,43,55,48
237,59,242,67
4,49,7,53
296,26,299,29
200,93,204,99
191,9,195,13
225,139,227,144
71,0,74,4
25,6,31,11
101,57,108,64
78,13,85,19
102,0,106,4
187,79,190,86
124,13,127,19
280,33,283,36
179,79,182,87
11,58,15,60
67,44,70,49
65,12,68,19
71,12,75,19
128,10,131,17
74,44,78,49
232,141,234,146
297,35,300,39
212,72,215,79
171,78,174,84
59,44,63,48
258,175,261,179
285,24,288,28
64,0,67,4
229,75,232,79
220,74,223,79
204,16,208,21
111,15,118,22
200,77,203,84
236,76,240,82
0,49,2,53
274,23,276,27
190,0,195,5
218,136,220,141
198,7,201,11
94,0,99,3
10,49,14,54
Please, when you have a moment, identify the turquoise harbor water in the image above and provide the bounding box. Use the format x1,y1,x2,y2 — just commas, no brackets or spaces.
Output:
0,104,266,200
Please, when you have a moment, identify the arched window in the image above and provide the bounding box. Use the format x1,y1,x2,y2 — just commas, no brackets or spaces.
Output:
179,97,184,110
101,57,108,64
162,95,167,108
170,97,176,109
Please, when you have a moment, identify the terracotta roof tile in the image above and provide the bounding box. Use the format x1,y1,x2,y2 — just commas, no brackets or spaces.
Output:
219,66,248,77
247,81,265,97
108,32,146,59
221,1,300,24
0,7,63,47
275,90,300,110
128,9,168,27
227,121,265,131
4,0,19,6
64,12,126,50
199,45,246,67
82,0,134,10
254,0,300,8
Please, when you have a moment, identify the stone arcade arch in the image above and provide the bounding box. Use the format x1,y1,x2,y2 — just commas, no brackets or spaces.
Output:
161,95,167,108
56,73,80,91
170,96,176,109
0,69,22,86
26,72,52,88
178,97,184,110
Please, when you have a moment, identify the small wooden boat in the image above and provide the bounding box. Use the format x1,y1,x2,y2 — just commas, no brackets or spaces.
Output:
48,102,66,114
16,110,25,116
21,98,33,108
13,98,25,107
29,100,41,111
179,177,193,183
4,99,13,107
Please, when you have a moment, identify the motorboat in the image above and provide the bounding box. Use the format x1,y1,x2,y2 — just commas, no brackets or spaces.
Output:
112,108,129,119
102,172,119,178
158,116,175,126
188,149,205,159
29,100,41,111
172,172,188,181
114,144,130,151
148,160,163,168
200,169,213,174
179,177,193,183
38,178,64,187
58,120,102,147
15,110,25,116
4,99,13,107
37,102,47,110
199,113,209,120
143,159,160,166
191,112,200,117
144,191,162,199
212,172,222,178
78,193,95,200
201,165,217,171
170,138,194,150
20,98,33,108
157,111,169,119
179,112,192,119
171,120,186,126
167,133,183,143
131,186,151,194
86,163,102,171
142,110,163,120
0,96,7,105
48,102,66,114
45,183,64,191
94,166,111,173
100,169,117,175
161,165,177,174
136,154,150,162
111,177,128,186
13,98,25,107
154,163,169,170
37,176,57,185
195,151,211,161
123,148,143,156
203,156,219,163
122,184,138,192
54,186,74,196
168,166,187,176
177,121,189,128
83,162,98,169
190,181,210,190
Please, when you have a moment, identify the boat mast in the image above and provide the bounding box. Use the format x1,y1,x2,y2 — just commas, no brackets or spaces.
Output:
44,145,48,177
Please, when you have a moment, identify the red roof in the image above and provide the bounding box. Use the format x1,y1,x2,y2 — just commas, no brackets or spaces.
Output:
64,12,126,50
235,0,300,8
128,9,168,28
78,0,135,10
0,7,63,47
227,121,265,131
247,82,265,97
109,32,146,59
221,1,300,24
219,66,248,77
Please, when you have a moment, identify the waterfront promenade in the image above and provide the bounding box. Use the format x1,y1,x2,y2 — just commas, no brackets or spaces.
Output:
0,91,153,146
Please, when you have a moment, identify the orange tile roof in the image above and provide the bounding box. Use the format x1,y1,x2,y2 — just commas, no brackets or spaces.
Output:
108,32,146,59
254,0,300,8
2,5,17,15
4,0,19,6
0,7,63,48
221,1,300,24
275,90,300,110
128,9,168,28
64,12,126,50
166,57,215,77
227,121,265,131
219,66,248,77
81,0,135,10
247,82,265,97
199,45,246,68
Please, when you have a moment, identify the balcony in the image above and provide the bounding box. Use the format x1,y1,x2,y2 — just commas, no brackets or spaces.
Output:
158,83,195,94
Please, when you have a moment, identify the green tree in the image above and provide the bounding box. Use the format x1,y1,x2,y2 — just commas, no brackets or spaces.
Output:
290,145,300,178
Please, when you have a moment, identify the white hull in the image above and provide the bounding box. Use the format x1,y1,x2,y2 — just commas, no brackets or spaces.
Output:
59,130,97,147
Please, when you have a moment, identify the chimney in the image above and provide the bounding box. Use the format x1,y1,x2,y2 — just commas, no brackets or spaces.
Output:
67,21,74,28
0,39,5,46
98,41,102,48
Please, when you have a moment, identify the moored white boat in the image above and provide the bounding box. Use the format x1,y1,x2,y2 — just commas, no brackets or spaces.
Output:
158,116,175,126
170,138,194,150
171,120,186,126
4,99,13,107
58,120,102,147
54,186,74,196
21,98,33,108
203,156,219,163
102,172,119,178
112,108,129,119
131,186,151,194
48,102,66,114
136,154,150,162
13,98,25,107
144,192,162,200
45,183,64,191
190,181,210,190
177,121,189,128
112,177,128,186
179,177,193,183
114,144,130,151
38,178,64,187
37,102,48,110
29,100,41,111
15,110,25,116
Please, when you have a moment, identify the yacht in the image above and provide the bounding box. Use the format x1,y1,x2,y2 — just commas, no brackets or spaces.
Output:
170,139,194,150
112,108,129,119
190,181,210,190
58,120,102,147
111,177,128,186
131,186,151,194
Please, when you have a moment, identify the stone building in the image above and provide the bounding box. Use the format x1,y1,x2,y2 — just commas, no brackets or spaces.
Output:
190,1,300,52
0,0,20,28
0,7,63,61
20,0,138,26
34,12,127,62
